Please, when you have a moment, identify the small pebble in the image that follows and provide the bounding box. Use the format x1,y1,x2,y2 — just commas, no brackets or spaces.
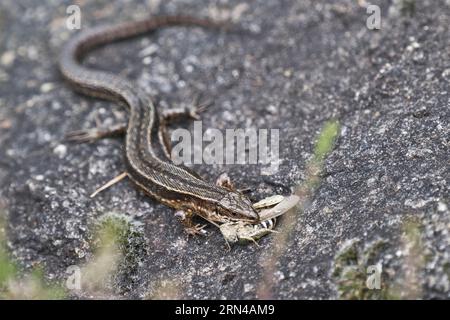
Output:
40,82,55,93
53,144,67,158
1,51,15,66
243,283,254,293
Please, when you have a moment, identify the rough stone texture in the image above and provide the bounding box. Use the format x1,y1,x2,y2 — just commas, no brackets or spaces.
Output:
0,0,448,299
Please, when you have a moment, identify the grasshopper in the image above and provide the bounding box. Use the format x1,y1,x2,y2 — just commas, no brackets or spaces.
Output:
219,195,300,248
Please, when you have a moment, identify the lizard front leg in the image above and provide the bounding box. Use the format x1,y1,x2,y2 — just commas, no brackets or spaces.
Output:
158,95,211,158
175,210,208,236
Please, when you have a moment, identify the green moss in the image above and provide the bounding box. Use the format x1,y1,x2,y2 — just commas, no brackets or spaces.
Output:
332,239,390,300
0,213,65,299
362,240,388,266
92,214,147,290
28,267,67,300
0,214,17,288
332,239,360,278
0,247,17,288
94,215,132,249
387,218,424,299
93,214,146,255
443,263,450,278
336,266,367,300
399,0,416,17
403,218,422,244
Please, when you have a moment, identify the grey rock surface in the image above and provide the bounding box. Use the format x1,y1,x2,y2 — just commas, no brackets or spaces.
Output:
0,0,448,299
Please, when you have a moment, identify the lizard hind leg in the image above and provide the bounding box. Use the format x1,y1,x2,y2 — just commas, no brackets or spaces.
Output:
65,122,127,143
215,172,252,194
215,172,236,191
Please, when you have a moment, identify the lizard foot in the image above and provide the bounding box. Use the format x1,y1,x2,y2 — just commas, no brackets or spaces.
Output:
216,172,251,193
175,210,208,236
65,123,126,143
184,224,208,236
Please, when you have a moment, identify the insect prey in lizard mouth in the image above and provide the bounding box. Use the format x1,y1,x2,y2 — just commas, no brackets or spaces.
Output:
219,194,300,246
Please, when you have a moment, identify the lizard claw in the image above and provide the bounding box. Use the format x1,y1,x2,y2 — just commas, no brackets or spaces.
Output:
185,224,208,236
65,128,104,143
185,105,206,121
186,94,212,120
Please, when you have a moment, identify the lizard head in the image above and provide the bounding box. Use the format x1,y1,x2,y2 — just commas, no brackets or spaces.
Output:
217,192,259,222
